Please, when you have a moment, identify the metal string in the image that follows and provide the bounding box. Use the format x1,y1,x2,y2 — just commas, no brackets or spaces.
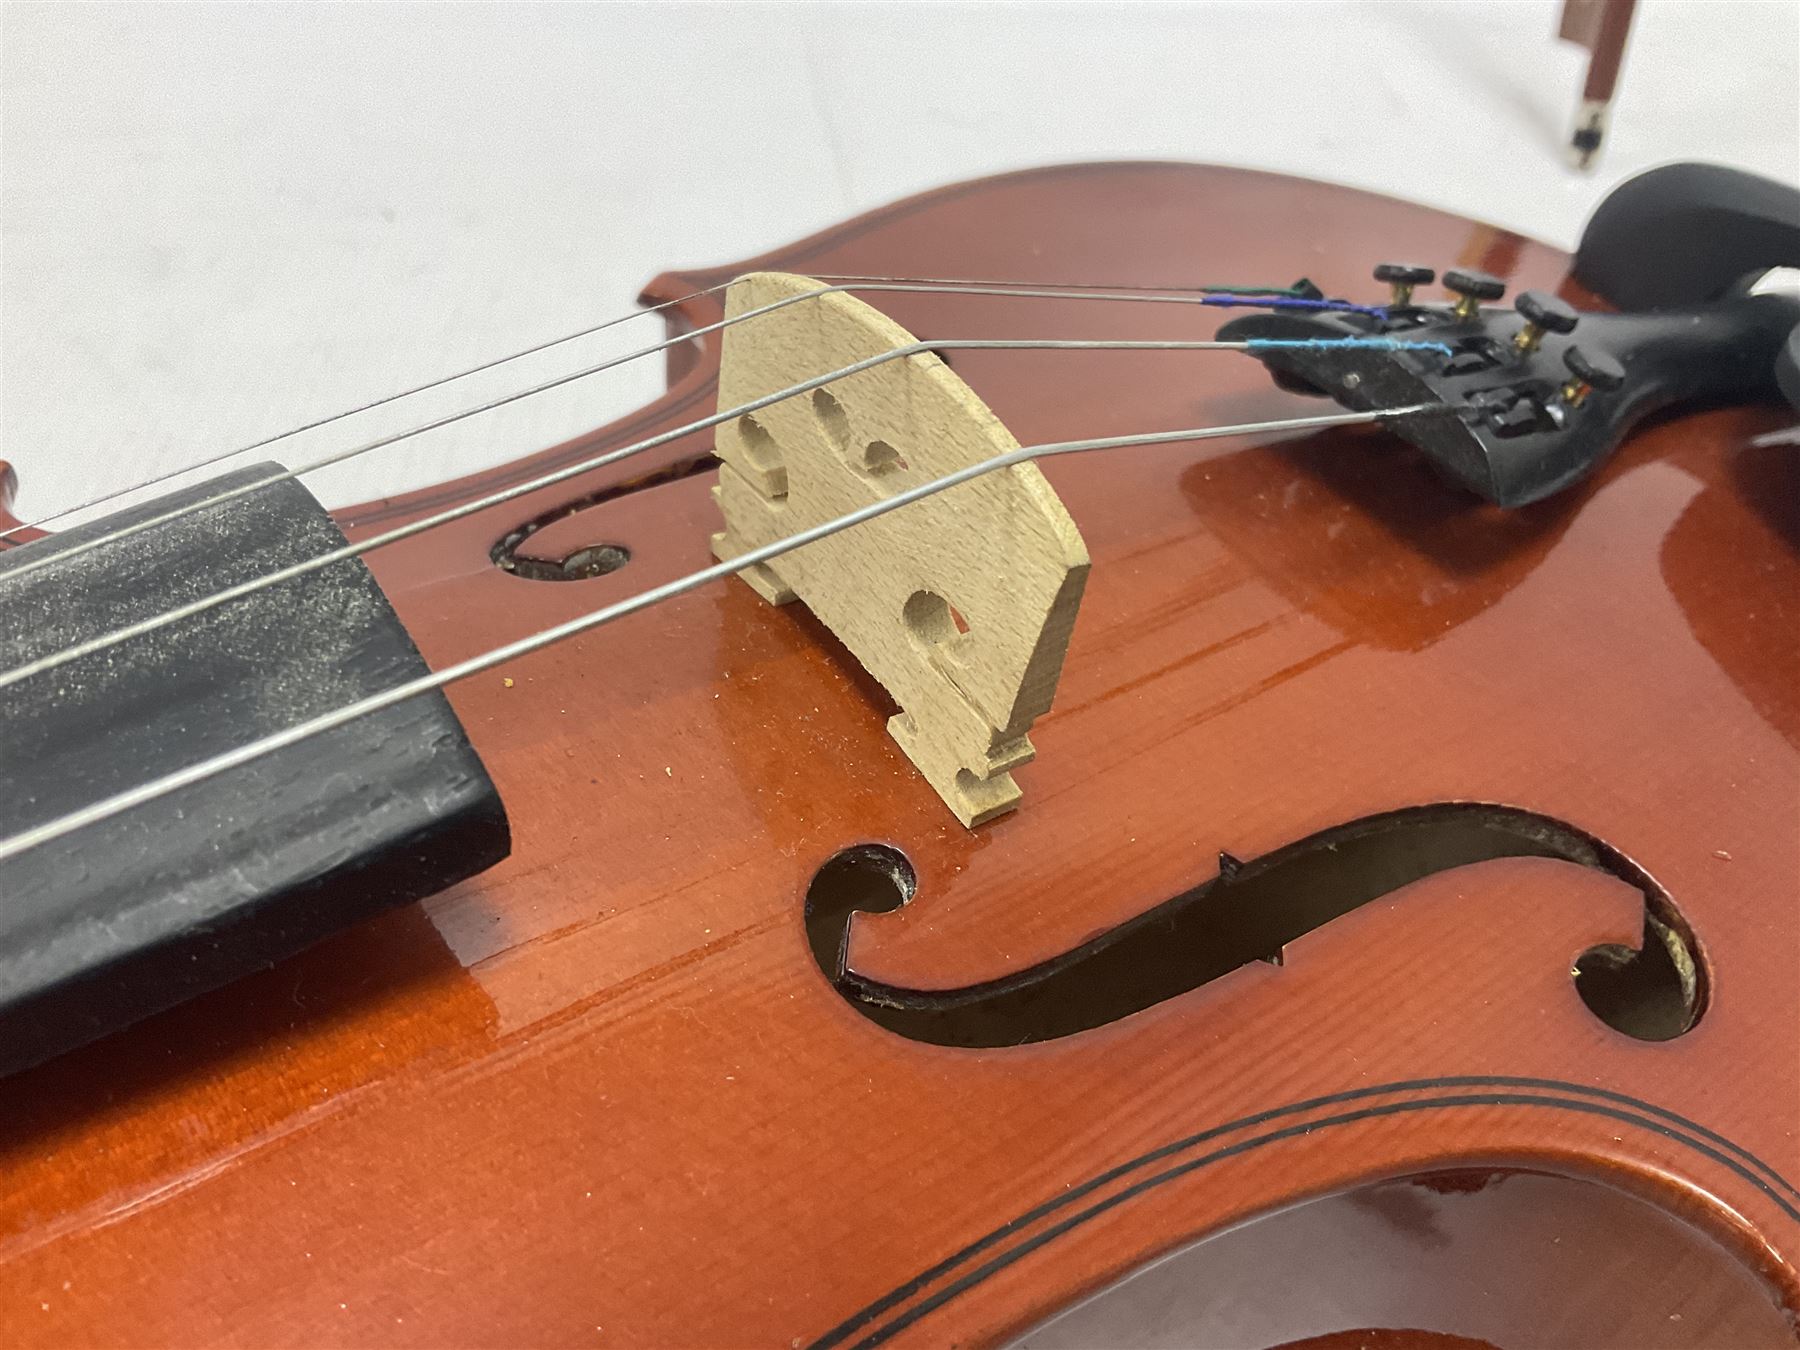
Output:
810,272,1320,296
0,277,743,542
0,279,1393,582
811,273,1388,317
0,333,1446,695
0,402,1439,866
0,273,1334,544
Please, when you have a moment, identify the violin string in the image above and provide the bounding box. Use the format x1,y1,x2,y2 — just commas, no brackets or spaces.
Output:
811,273,1318,297
0,401,1440,866
0,279,1396,587
0,331,1449,695
813,274,1389,319
0,278,740,542
0,273,1335,545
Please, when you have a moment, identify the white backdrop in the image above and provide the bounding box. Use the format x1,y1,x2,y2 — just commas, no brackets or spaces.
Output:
3,0,1796,522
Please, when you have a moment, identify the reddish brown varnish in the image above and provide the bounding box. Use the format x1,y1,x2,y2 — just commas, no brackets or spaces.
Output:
0,165,1795,1348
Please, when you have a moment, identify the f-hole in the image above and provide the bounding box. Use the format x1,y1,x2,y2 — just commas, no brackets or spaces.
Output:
489,451,716,580
806,844,916,977
803,804,1705,1048
501,542,631,582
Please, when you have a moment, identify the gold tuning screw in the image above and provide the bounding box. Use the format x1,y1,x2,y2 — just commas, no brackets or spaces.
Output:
1372,263,1435,309
1512,290,1580,354
1443,269,1505,323
1560,345,1625,407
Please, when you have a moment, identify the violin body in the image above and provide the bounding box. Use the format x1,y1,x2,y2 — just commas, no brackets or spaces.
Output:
2,164,1796,1347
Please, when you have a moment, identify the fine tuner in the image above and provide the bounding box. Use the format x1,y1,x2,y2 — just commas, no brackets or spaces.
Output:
1221,259,1800,507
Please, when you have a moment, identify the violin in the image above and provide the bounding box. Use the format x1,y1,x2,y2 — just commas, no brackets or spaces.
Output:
1,161,1796,1348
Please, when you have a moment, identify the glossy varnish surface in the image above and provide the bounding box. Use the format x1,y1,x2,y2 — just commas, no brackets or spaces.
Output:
1,165,1795,1346
1017,1171,1797,1347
